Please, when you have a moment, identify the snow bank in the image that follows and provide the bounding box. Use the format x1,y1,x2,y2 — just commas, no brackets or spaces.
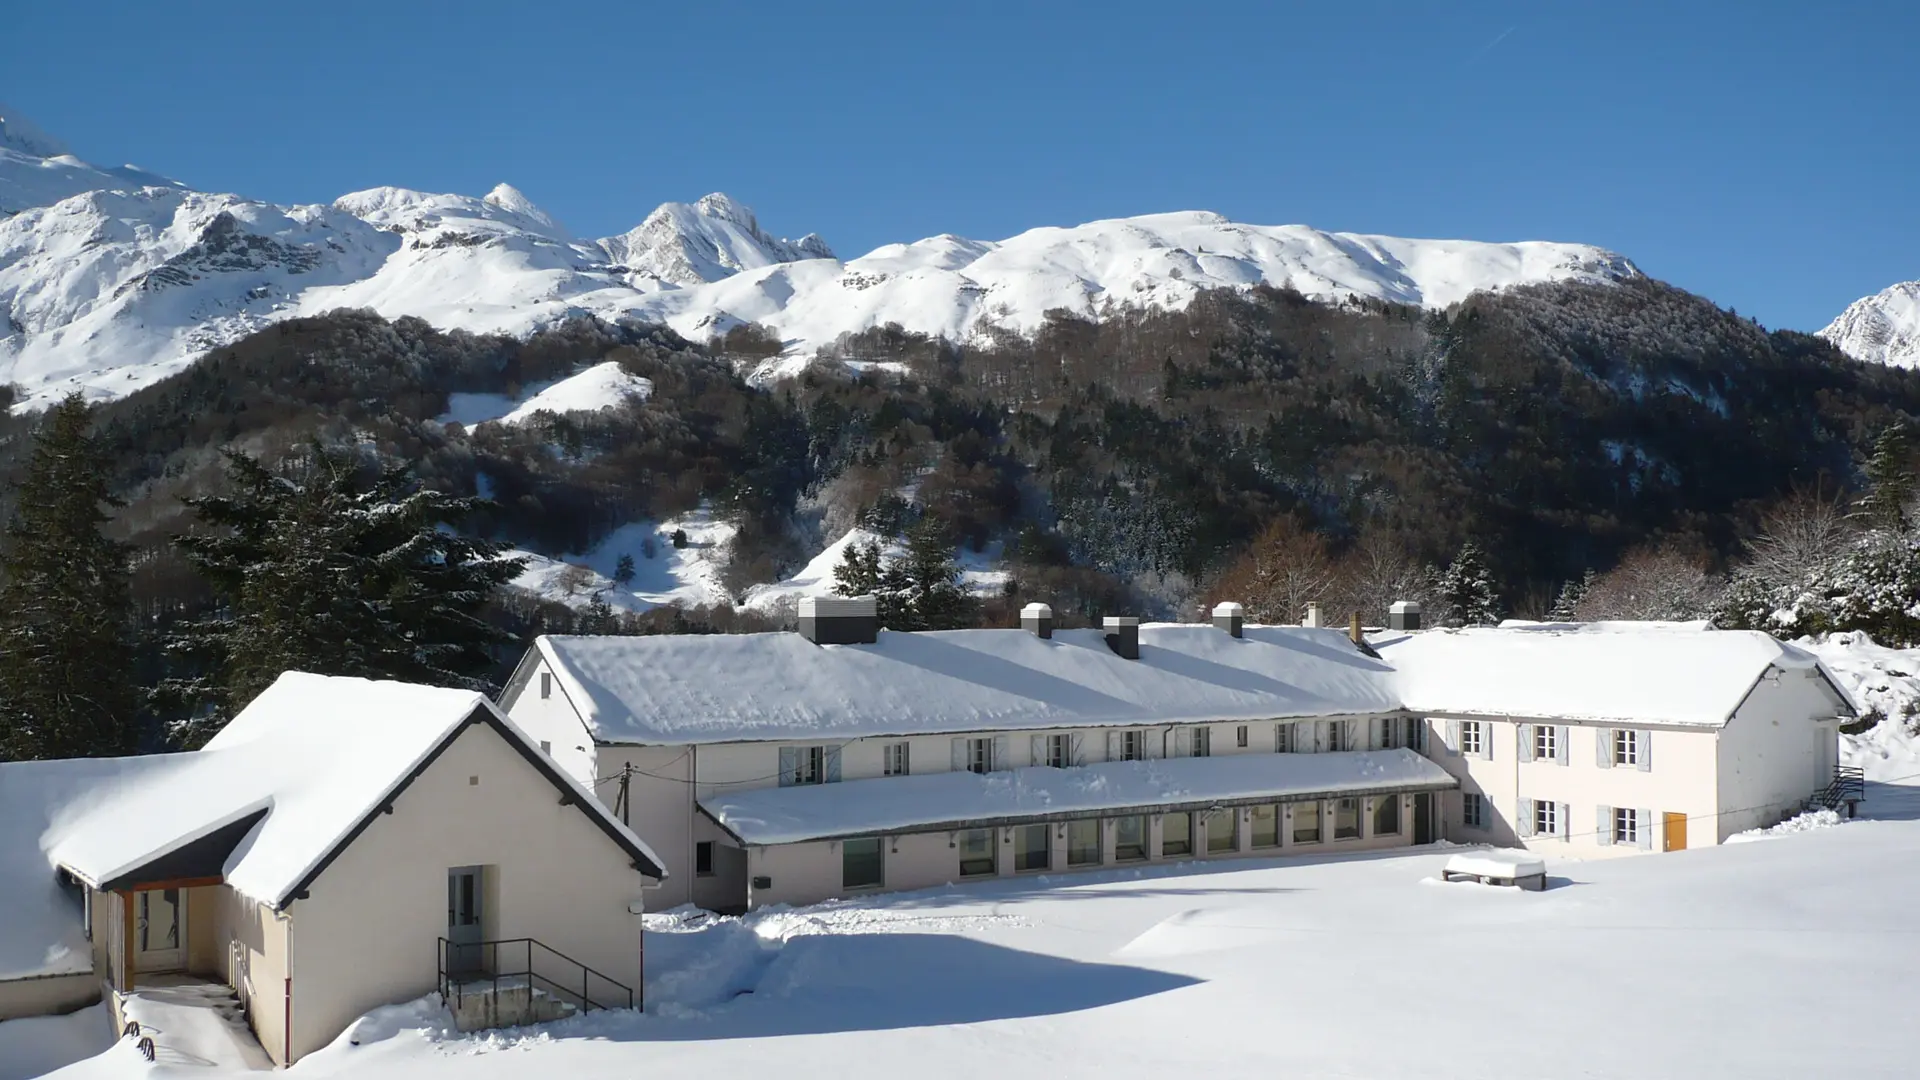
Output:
703,749,1452,844
1727,808,1846,843
507,508,736,613
0,1002,111,1080
539,623,1401,745
440,360,653,427
1374,622,1851,727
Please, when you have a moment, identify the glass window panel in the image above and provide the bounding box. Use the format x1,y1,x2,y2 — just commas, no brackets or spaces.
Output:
1114,815,1148,861
1292,801,1322,844
843,837,884,889
1250,804,1280,848
1014,823,1051,871
1373,795,1400,836
1206,811,1236,853
959,828,996,876
1067,819,1101,866
1161,812,1192,857
1335,798,1361,839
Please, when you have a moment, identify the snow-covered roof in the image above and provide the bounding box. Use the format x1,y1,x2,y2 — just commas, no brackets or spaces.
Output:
534,624,1402,746
701,749,1454,845
1374,622,1857,727
14,674,662,949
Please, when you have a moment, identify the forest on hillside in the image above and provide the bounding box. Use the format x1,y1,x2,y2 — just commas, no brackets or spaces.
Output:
3,275,1920,753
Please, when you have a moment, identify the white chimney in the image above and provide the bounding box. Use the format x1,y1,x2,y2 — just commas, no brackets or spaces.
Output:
1021,602,1055,639
1211,601,1244,638
1302,602,1324,628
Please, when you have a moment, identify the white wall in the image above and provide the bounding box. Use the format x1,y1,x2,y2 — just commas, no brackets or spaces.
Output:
286,720,650,1062
1716,673,1844,840
499,654,598,787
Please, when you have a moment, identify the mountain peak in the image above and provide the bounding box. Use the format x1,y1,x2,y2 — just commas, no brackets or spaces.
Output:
693,192,755,229
1821,280,1920,369
0,104,71,159
482,182,557,230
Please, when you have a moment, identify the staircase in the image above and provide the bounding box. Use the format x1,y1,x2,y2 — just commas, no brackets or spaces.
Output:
437,937,634,1033
1806,765,1865,817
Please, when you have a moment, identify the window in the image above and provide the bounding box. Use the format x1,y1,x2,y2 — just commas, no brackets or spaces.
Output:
1334,798,1361,840
1161,812,1193,857
1045,734,1070,769
1275,723,1296,753
1326,720,1349,752
1463,793,1488,830
1291,801,1322,844
1014,824,1051,872
539,671,551,699
1190,726,1212,757
1249,804,1280,848
842,838,883,890
958,829,996,877
1534,725,1558,761
695,841,714,876
1373,795,1401,837
1458,721,1484,757
1377,716,1417,750
1613,729,1639,767
883,742,910,777
781,745,827,786
1121,730,1146,762
1206,811,1236,854
539,740,551,756
1114,816,1148,861
1614,808,1639,845
967,737,993,774
1236,724,1249,749
1067,819,1101,866
1534,800,1558,838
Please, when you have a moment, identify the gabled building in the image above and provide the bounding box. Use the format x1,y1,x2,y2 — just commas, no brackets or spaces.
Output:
1375,621,1857,854
502,599,1458,911
0,673,665,1063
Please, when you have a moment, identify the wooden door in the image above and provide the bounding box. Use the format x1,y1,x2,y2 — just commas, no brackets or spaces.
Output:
1662,812,1687,852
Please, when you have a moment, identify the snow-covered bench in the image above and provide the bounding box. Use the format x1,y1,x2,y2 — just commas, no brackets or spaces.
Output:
1442,849,1547,891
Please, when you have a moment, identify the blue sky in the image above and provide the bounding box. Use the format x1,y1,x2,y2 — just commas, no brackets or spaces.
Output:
5,1,1913,332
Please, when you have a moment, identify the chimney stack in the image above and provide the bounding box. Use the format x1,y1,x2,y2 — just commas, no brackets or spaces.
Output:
1349,610,1364,646
1303,602,1324,628
1021,602,1055,639
798,596,879,645
1388,600,1423,632
1211,601,1244,638
1103,616,1140,660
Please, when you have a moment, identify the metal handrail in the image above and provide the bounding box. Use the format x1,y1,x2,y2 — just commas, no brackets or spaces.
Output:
437,936,635,1016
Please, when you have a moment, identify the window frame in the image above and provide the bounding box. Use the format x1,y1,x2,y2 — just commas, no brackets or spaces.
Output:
1160,812,1194,857
967,737,993,775
841,837,884,891
1236,724,1249,749
1275,723,1295,754
1462,792,1488,830
1291,800,1323,844
1372,795,1401,837
1045,733,1070,769
1066,818,1102,867
1334,797,1362,840
1534,725,1558,761
1614,807,1639,845
1205,810,1237,854
695,841,715,876
958,828,996,877
1458,721,1484,757
1533,800,1558,838
1121,730,1146,762
1013,823,1051,872
883,741,910,777
1114,815,1149,862
1613,728,1639,767
1191,726,1212,758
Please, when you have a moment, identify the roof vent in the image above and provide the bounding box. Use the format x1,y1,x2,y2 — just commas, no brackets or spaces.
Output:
799,595,878,645
1103,616,1140,660
1211,601,1244,638
1388,600,1423,632
1021,602,1054,640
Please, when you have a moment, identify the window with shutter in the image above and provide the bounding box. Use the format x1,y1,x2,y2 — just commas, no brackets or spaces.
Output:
1596,805,1614,845
1446,720,1462,756
1518,724,1535,764
1106,730,1122,762
1556,803,1571,839
779,746,800,787
1031,735,1046,767
824,746,841,783
952,738,967,772
1192,727,1211,757
1517,797,1535,837
1637,730,1654,772
1069,733,1085,766
1596,728,1614,768
1635,808,1654,849
1555,727,1571,765
992,735,1009,771
1173,727,1192,757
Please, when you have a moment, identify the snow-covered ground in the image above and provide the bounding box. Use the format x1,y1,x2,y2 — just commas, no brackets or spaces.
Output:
0,1003,107,1080
439,361,653,427
28,807,1920,1080
508,509,736,613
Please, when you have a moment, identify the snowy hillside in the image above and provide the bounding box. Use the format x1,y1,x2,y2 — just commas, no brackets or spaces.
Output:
0,109,1639,410
1820,280,1920,368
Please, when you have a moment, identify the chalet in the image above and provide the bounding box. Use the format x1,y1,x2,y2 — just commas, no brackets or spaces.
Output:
0,673,665,1064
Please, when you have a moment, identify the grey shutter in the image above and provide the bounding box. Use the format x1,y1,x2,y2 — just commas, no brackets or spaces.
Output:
1173,727,1192,757
1314,720,1329,753
1596,727,1613,768
951,738,967,772
1296,720,1312,752
1596,805,1614,846
1517,797,1534,838
1343,720,1357,752
1556,727,1570,766
779,746,799,787
1274,723,1288,753
1445,720,1461,756
1070,733,1085,766
1145,730,1163,759
1636,808,1654,850
1031,735,1046,767
1106,730,1121,762
1481,725,1495,762
1556,803,1571,839
992,735,1009,771
1637,730,1653,772
1518,724,1535,764
825,746,842,783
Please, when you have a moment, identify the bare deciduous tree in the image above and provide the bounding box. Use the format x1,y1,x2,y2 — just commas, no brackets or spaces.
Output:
1739,484,1855,589
1205,516,1338,625
1576,541,1722,621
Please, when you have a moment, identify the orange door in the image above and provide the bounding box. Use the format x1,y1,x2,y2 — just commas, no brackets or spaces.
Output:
1663,812,1687,852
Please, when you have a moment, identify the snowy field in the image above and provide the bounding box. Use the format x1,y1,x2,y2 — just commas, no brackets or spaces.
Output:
27,798,1920,1080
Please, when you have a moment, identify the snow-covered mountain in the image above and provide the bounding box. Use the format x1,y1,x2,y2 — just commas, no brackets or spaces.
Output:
1821,281,1920,368
0,109,1641,409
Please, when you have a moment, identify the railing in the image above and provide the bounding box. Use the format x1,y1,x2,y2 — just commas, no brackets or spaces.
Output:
1807,765,1865,814
436,937,634,1015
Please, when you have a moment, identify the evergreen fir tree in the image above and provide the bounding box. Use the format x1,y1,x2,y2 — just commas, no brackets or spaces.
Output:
1854,424,1915,531
161,444,524,742
832,539,885,598
893,517,978,631
1438,541,1502,627
0,394,138,760
1547,569,1595,621
613,553,636,585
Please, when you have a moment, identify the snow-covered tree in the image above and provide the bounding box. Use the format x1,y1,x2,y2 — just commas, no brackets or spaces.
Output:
1575,543,1722,622
1853,425,1916,531
831,519,976,631
0,394,138,760
161,445,524,743
1437,541,1501,627
1547,569,1594,621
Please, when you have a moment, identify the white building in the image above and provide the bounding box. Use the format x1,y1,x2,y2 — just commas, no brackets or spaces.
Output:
502,601,1456,911
1375,621,1857,855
